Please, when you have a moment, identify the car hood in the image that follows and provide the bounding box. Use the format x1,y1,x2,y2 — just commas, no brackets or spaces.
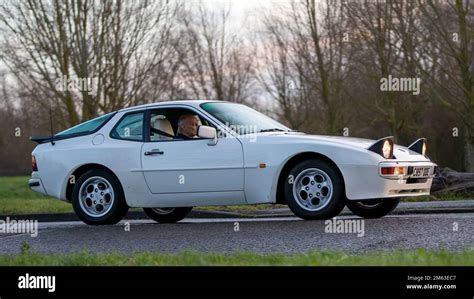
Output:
251,132,429,161
267,132,376,149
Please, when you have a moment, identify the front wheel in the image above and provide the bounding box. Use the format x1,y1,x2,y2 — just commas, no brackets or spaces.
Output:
284,159,346,220
346,198,400,219
143,207,193,223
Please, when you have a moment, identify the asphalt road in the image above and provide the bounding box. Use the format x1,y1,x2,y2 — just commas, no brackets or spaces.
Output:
0,213,473,255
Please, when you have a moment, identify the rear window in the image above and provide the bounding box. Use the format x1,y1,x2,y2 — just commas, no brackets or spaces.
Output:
56,112,116,137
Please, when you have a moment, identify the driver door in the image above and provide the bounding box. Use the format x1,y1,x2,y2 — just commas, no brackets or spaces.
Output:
141,106,245,196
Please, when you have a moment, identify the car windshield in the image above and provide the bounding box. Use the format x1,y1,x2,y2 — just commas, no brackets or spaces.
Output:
201,102,291,135
56,112,116,137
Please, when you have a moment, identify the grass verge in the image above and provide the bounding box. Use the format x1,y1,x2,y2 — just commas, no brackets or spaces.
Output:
0,176,72,214
2,247,474,266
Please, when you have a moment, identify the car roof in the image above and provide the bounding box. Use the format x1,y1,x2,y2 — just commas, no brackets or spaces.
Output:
118,100,225,113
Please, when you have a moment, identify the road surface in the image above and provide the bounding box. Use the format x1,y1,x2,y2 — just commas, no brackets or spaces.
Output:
0,213,472,255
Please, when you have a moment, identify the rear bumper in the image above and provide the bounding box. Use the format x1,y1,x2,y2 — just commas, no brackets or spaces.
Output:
342,161,437,200
29,173,48,196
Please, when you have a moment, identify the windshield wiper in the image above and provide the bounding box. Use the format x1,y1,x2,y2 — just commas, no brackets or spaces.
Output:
259,128,286,132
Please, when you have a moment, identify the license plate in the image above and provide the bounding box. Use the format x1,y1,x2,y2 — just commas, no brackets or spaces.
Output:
411,167,430,178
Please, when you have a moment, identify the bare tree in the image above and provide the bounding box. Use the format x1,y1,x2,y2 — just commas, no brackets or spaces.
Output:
259,12,311,130
260,0,355,134
0,0,179,128
173,1,256,103
414,0,474,171
344,0,408,140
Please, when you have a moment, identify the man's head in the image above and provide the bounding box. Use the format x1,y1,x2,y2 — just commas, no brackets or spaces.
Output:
178,114,199,138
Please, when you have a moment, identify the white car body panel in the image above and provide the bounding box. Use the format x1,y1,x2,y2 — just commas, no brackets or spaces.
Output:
29,100,436,208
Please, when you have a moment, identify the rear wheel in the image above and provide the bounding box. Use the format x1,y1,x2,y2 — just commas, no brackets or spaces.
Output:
72,169,129,225
143,207,193,223
284,159,346,220
346,198,400,219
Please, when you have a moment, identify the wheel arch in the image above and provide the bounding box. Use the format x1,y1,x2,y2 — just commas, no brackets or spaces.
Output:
274,152,346,204
65,163,125,203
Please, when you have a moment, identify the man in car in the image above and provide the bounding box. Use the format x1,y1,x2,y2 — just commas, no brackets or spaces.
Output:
176,114,199,139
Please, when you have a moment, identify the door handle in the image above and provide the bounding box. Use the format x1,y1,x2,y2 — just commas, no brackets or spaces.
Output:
144,149,164,156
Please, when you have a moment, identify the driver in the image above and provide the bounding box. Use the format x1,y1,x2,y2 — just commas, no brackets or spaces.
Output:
176,114,199,139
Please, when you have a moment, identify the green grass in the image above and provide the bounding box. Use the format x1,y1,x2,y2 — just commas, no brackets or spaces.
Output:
0,176,73,214
0,176,470,215
2,246,474,266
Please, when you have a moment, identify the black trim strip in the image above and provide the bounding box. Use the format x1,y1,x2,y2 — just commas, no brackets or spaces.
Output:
144,109,151,142
28,181,40,187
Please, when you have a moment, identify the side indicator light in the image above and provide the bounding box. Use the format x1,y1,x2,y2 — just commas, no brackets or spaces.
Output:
381,166,405,176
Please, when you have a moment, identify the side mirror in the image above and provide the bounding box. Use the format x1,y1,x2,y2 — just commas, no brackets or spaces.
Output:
198,125,217,146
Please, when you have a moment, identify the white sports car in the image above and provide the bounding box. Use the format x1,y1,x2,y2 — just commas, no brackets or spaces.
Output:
29,100,437,225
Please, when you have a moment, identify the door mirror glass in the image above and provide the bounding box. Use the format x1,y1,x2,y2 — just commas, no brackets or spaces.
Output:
198,125,217,145
198,125,216,138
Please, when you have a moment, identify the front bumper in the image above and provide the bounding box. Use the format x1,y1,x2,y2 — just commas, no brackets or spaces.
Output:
378,161,436,197
343,161,437,200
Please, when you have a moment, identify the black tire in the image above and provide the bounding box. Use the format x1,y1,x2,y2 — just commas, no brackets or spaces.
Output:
346,198,400,219
284,159,346,220
143,207,193,223
72,169,129,225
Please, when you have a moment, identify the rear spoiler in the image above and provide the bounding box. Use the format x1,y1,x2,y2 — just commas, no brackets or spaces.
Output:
30,135,56,144
31,106,57,145
30,132,88,144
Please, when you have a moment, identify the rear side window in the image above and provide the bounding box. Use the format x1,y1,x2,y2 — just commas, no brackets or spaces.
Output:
110,112,144,141
56,112,116,137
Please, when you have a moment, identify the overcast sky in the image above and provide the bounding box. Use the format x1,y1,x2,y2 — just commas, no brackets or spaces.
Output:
198,0,286,28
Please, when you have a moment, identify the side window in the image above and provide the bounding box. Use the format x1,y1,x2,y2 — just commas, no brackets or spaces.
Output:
110,112,144,141
148,108,215,142
149,110,176,141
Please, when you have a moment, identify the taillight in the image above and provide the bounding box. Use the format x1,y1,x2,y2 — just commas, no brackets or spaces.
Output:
32,155,38,171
